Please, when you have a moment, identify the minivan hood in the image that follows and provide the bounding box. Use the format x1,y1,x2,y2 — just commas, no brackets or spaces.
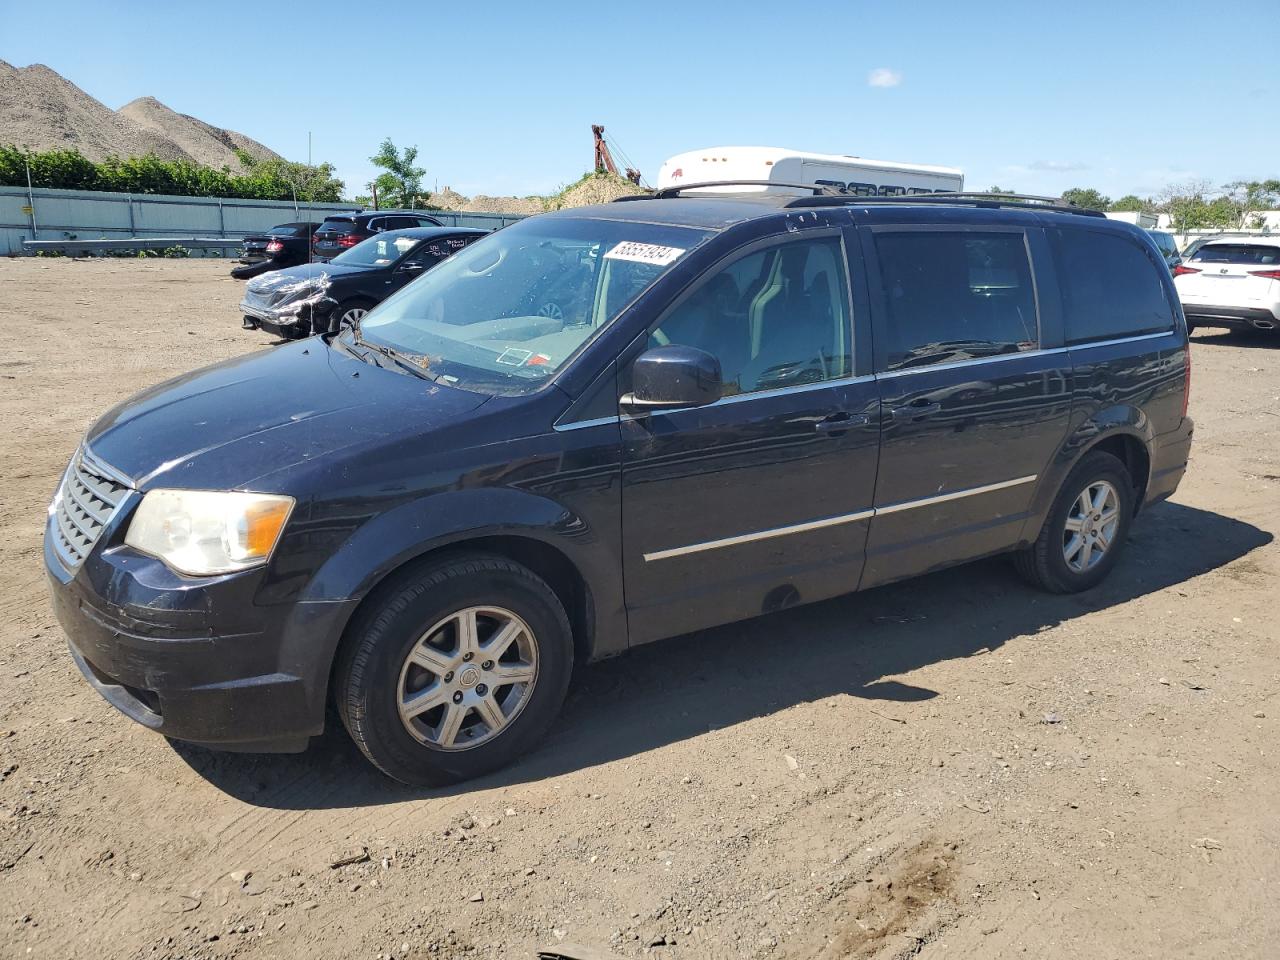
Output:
84,339,488,491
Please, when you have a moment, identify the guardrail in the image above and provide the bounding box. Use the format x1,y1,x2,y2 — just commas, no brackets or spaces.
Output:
22,237,245,255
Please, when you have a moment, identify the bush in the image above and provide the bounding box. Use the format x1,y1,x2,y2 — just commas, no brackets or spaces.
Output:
0,145,345,202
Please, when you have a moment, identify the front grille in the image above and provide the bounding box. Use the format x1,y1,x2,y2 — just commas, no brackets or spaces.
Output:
51,448,132,569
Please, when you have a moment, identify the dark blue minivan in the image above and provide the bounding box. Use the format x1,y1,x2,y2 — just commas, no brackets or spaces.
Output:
45,189,1193,785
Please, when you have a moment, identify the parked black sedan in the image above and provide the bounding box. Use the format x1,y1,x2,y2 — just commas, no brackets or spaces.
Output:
312,211,445,262
240,227,486,338
230,222,322,280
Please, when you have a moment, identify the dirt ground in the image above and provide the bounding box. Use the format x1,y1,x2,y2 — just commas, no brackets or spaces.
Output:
1,258,1277,960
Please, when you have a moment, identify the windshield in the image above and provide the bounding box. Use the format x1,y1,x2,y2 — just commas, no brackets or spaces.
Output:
357,217,713,395
332,232,422,267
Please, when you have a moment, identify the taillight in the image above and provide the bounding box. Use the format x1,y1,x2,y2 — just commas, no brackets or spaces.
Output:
1249,269,1280,281
265,240,284,254
336,234,360,248
1172,264,1201,277
1181,345,1191,419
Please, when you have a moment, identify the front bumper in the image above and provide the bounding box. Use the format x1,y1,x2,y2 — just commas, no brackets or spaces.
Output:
45,516,356,753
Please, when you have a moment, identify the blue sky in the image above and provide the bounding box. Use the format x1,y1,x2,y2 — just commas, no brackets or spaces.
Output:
1,0,1273,201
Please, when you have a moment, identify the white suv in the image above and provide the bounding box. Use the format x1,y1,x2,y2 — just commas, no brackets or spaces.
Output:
1174,237,1280,333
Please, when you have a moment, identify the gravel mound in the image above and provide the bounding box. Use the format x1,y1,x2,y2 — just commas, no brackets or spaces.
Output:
429,173,646,216
550,172,647,209
118,96,279,168
0,60,280,170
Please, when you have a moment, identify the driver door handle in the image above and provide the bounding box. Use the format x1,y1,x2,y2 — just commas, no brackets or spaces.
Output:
814,412,870,433
890,400,943,421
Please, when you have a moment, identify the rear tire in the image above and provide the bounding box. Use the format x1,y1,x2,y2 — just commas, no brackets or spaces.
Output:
334,555,573,786
1014,451,1135,593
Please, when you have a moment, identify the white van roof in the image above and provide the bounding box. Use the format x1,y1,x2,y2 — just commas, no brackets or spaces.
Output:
659,146,964,179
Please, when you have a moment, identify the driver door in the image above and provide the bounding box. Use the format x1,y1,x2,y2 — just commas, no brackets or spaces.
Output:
619,230,881,644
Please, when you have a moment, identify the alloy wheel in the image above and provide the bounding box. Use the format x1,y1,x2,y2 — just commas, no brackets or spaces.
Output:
396,606,539,751
1062,480,1120,573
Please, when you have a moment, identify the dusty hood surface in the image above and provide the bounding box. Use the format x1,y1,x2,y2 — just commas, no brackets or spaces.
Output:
84,337,488,491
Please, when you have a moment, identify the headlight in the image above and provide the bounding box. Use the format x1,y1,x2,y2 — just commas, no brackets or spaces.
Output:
124,490,294,576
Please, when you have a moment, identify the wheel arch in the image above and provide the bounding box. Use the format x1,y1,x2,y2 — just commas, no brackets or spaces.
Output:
344,534,596,665
300,487,621,711
1020,412,1154,545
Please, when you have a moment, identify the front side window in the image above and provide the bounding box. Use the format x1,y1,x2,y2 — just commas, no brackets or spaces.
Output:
1054,229,1175,343
648,236,852,396
359,217,713,395
874,231,1039,369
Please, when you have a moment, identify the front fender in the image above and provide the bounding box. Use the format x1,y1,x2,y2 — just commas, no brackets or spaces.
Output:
297,486,626,657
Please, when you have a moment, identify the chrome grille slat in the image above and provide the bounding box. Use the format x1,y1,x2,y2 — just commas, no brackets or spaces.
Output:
55,501,91,556
66,478,111,527
75,471,121,510
51,447,132,569
61,498,99,541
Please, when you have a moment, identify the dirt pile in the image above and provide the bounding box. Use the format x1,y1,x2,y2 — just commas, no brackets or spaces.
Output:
117,96,278,168
547,171,647,210
430,173,647,216
0,60,280,170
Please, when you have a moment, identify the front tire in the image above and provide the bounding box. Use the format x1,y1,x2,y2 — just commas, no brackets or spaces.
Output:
1014,451,1135,593
334,555,573,786
334,299,374,331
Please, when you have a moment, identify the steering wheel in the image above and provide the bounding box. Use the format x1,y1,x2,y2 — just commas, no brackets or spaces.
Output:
536,302,564,320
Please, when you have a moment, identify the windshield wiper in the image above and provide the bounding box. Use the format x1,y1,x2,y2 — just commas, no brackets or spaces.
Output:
341,323,437,380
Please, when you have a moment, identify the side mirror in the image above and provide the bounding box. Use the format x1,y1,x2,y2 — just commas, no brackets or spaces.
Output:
620,344,722,414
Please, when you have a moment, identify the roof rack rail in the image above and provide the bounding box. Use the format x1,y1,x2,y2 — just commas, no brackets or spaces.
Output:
783,191,1107,217
613,180,840,202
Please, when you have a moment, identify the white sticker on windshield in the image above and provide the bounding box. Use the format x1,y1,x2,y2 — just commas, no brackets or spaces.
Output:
604,241,686,266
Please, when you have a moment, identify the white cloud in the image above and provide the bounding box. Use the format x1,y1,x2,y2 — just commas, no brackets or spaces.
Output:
867,68,902,89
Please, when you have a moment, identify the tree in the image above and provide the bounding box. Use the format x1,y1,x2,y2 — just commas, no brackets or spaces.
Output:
984,185,1016,194
1223,179,1280,229
1061,187,1111,211
1109,194,1154,213
369,138,426,209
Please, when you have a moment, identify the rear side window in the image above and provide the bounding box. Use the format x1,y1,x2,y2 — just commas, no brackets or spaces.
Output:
1055,229,1175,343
1190,244,1280,265
873,231,1039,370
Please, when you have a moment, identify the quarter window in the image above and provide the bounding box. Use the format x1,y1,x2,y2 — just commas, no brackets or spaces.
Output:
873,231,1039,370
649,237,852,396
1054,229,1175,343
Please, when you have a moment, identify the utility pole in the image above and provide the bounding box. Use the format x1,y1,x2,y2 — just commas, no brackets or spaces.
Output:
24,158,39,239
